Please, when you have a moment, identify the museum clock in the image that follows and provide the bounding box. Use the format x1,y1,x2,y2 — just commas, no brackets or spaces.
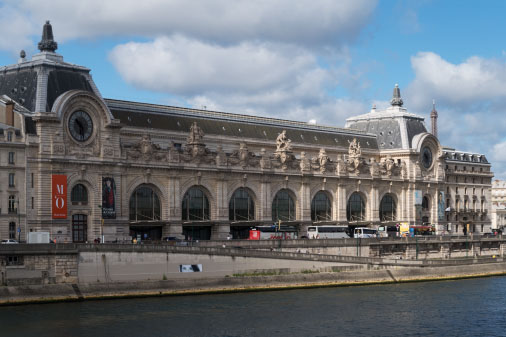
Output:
421,146,433,169
68,110,93,142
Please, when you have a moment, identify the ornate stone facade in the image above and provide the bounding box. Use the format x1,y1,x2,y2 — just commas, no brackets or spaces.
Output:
0,23,494,242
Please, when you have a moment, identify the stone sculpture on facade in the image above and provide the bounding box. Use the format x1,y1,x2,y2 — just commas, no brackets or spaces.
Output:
229,142,258,168
347,138,363,173
313,148,330,173
300,151,311,172
126,134,165,161
274,130,295,170
259,148,271,169
380,155,396,176
182,122,213,164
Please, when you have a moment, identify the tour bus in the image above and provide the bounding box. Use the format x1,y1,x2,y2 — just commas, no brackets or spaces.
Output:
307,225,350,239
377,225,399,238
248,225,298,240
353,227,378,238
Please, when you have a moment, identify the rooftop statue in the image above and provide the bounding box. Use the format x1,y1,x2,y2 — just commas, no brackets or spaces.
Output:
276,130,292,152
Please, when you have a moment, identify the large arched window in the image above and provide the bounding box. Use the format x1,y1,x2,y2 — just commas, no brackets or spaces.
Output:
182,187,210,221
347,192,365,221
229,188,255,221
379,194,396,221
129,186,161,221
272,189,295,222
71,184,88,205
311,191,331,221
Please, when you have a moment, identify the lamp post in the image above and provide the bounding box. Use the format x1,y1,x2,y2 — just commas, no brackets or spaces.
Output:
15,198,21,242
98,205,103,243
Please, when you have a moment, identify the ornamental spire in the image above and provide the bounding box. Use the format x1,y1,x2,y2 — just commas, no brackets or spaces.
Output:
390,84,403,107
431,99,438,138
38,20,58,52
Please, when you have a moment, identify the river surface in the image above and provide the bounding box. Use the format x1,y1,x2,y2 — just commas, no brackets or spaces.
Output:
2,277,506,337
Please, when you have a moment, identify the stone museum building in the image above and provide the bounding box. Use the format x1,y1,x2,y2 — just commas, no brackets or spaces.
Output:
0,22,494,242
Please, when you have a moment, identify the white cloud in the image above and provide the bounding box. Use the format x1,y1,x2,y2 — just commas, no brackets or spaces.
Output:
109,35,368,126
407,52,506,108
403,52,506,179
492,141,506,162
109,36,328,96
1,0,377,52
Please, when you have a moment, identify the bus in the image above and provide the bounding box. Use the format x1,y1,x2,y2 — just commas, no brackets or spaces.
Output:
307,225,350,239
248,225,298,240
353,227,377,238
378,225,399,238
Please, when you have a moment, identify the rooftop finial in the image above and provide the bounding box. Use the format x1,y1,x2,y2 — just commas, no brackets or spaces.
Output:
38,20,58,52
390,83,403,107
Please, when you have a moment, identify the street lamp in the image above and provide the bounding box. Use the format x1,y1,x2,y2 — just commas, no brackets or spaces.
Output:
15,198,21,242
98,205,104,243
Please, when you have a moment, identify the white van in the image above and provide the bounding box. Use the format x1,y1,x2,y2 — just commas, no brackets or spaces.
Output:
353,227,377,238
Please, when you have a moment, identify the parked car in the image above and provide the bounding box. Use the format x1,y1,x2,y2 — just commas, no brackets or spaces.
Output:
1,239,18,244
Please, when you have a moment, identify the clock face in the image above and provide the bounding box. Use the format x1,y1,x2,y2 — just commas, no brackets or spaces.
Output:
68,110,93,142
422,146,433,169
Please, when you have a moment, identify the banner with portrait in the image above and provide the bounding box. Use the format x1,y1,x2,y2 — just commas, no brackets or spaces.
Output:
102,177,116,219
414,190,423,223
438,191,445,221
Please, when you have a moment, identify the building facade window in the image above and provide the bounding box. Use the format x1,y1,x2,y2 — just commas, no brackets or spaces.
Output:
422,196,430,211
272,189,295,222
182,186,209,221
229,188,254,221
347,192,366,221
31,173,34,188
71,184,88,205
8,195,16,213
129,185,161,221
7,132,12,142
379,194,396,221
311,191,331,221
8,173,15,187
72,214,87,243
8,152,14,164
9,222,16,239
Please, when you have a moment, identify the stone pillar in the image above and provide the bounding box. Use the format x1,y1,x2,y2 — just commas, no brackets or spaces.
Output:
212,175,229,240
299,179,311,221
259,176,271,221
336,183,347,222
165,175,183,238
370,184,379,223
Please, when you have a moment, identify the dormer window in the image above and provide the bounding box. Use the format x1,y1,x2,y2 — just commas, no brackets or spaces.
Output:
7,132,12,142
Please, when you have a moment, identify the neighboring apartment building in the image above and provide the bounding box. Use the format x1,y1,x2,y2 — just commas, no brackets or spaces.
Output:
0,22,494,242
491,180,506,232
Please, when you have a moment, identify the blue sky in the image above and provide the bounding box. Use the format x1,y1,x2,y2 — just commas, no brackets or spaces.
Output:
1,0,506,178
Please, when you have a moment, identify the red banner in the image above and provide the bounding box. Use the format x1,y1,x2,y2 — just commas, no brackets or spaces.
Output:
52,175,67,219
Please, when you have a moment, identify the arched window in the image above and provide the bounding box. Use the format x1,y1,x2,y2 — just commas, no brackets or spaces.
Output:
422,196,430,211
272,189,295,222
311,191,331,221
182,187,210,221
347,192,365,221
229,188,254,221
379,194,396,221
129,186,161,221
71,184,88,205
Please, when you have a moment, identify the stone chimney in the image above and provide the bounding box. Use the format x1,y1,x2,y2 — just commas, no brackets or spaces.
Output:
5,100,14,126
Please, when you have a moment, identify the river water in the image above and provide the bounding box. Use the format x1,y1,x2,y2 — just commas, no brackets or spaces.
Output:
2,276,506,337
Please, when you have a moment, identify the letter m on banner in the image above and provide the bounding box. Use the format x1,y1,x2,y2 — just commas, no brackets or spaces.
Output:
52,175,67,219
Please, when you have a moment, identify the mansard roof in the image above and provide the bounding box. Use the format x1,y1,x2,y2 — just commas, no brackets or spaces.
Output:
106,98,380,150
345,85,428,150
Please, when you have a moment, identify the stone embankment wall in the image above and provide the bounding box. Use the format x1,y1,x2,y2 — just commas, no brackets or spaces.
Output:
0,237,506,294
